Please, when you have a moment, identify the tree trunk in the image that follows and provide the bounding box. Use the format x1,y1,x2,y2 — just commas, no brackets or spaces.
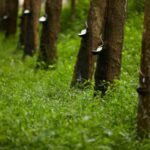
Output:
137,0,150,138
71,0,107,87
3,0,18,36
0,0,6,31
71,0,76,19
94,0,126,94
19,0,30,47
24,0,41,57
5,0,18,37
38,0,62,67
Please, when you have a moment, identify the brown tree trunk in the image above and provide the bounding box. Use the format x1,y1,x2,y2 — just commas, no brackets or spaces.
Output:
137,0,150,138
71,0,76,19
71,0,107,87
5,0,18,37
94,0,126,94
23,0,41,56
0,0,6,31
38,0,62,67
19,0,30,47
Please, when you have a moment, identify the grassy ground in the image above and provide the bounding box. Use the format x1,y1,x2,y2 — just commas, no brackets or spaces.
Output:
0,11,150,150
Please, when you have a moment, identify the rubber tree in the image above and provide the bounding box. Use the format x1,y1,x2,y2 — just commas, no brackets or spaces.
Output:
94,0,127,95
0,0,6,31
38,0,62,67
23,0,41,57
4,0,18,37
137,0,150,138
19,0,30,47
71,0,107,86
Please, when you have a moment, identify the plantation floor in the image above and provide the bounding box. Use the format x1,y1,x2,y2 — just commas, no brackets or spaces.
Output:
0,15,150,149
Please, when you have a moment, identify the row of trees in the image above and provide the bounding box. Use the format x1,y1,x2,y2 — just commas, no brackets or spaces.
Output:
0,0,74,62
71,0,126,96
0,0,149,138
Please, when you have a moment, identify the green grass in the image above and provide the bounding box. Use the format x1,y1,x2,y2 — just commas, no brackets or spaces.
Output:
0,13,150,149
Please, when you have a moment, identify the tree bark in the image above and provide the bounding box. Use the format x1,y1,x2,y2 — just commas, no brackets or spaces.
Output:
4,0,18,37
94,0,126,94
71,0,107,87
19,0,30,47
137,0,150,138
24,0,41,56
0,0,6,31
38,0,62,67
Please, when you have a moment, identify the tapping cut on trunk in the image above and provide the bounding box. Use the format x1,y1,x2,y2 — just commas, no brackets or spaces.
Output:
19,0,30,47
71,0,107,87
37,0,62,68
0,0,6,31
94,0,126,95
4,0,18,37
23,0,41,56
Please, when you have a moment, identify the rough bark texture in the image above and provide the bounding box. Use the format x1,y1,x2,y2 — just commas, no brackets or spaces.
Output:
19,0,30,47
94,0,126,94
71,0,107,86
0,0,6,31
137,0,150,138
38,0,62,67
5,0,18,37
24,0,41,56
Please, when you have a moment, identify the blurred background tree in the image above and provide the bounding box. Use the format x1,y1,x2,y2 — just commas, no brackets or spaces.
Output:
127,0,145,22
128,0,145,13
